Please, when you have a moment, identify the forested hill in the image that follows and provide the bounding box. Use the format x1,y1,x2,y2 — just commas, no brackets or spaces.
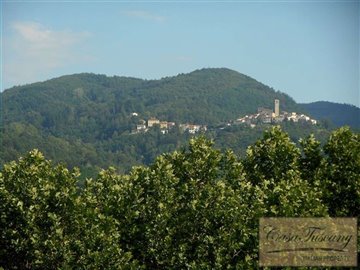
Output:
2,68,300,126
300,101,360,128
0,68,312,175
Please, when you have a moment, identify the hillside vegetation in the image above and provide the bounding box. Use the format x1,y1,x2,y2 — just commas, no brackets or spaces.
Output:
300,101,360,128
2,68,301,128
3,68,356,177
1,68,308,175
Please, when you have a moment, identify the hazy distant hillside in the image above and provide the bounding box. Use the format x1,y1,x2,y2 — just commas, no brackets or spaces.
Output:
0,68,321,175
301,101,360,128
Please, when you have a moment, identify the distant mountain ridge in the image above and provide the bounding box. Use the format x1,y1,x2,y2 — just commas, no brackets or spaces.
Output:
300,101,360,128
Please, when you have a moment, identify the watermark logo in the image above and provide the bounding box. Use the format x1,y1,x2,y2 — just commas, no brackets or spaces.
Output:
259,218,357,267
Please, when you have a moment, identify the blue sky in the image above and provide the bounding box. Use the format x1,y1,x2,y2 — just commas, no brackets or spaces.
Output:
1,0,359,106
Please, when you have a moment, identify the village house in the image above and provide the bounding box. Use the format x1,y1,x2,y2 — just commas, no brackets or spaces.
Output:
147,117,160,127
136,124,147,131
167,122,176,129
160,121,168,129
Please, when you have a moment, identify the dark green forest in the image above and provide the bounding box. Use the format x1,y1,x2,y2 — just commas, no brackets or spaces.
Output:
1,127,359,269
0,68,346,177
301,101,360,128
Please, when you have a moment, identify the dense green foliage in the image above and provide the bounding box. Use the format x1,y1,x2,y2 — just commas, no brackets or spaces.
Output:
300,101,360,128
0,150,137,269
1,127,359,269
1,68,306,175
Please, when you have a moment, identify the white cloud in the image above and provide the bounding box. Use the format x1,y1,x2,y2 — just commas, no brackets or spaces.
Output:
3,21,91,89
124,10,166,22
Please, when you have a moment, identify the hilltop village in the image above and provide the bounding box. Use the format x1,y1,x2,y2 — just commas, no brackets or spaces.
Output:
131,99,317,134
234,99,317,128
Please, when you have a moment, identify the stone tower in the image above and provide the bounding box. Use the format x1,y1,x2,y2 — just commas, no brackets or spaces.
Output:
274,99,280,117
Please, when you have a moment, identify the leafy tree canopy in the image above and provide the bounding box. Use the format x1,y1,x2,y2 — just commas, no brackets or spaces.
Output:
2,127,358,269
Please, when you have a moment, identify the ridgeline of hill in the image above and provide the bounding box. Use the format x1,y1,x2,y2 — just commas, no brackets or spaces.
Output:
0,68,346,176
300,101,360,128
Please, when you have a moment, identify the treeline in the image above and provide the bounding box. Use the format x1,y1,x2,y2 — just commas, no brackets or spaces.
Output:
1,127,359,269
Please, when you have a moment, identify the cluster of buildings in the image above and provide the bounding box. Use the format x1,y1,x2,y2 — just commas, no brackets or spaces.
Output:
133,116,207,135
179,123,208,134
235,99,317,127
131,99,317,135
